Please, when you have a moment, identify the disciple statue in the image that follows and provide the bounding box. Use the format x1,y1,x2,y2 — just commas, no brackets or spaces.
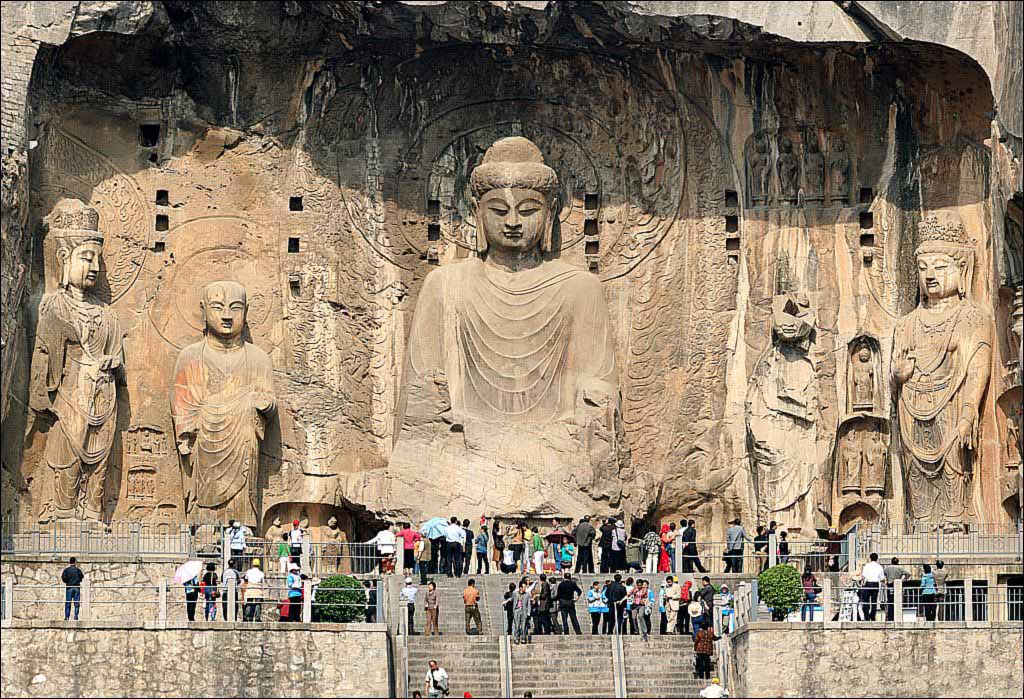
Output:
863,429,886,494
892,216,993,528
264,516,284,541
777,138,800,203
803,139,825,203
30,199,124,521
746,293,822,534
840,425,863,495
382,136,627,520
171,281,276,527
748,136,771,205
828,139,850,206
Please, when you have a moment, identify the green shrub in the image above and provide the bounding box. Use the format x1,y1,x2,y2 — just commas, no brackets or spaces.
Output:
312,574,365,623
757,564,803,620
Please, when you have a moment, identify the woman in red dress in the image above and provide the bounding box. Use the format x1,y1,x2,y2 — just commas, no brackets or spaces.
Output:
658,523,672,572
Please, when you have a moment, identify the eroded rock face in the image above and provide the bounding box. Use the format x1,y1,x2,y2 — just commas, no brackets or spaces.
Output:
1,1,1021,538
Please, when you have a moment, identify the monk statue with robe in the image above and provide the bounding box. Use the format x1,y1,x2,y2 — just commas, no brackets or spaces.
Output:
368,137,628,521
30,199,124,521
172,281,276,527
892,215,993,529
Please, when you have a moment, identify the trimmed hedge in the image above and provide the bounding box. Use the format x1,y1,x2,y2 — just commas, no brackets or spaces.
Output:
312,574,365,623
757,564,803,620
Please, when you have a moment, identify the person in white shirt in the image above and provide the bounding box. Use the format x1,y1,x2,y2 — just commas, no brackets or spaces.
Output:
859,552,886,621
288,520,305,563
368,525,398,574
700,677,729,698
399,576,419,635
228,520,251,568
444,517,466,578
242,559,265,622
424,660,449,698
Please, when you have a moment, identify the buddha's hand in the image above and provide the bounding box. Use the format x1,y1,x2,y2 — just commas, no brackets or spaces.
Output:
957,414,977,451
100,354,122,371
892,345,916,383
575,381,617,433
177,431,196,456
253,392,275,413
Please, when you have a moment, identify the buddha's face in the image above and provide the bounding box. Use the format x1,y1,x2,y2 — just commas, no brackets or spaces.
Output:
857,348,871,362
478,188,553,254
64,241,103,290
772,295,814,342
202,283,247,340
917,252,961,301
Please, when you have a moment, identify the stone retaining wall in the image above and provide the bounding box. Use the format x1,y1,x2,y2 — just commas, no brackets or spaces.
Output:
0,622,391,697
728,622,1024,698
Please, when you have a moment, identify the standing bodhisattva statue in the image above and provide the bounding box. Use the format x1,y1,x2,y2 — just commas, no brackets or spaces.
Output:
172,280,275,527
892,216,993,528
384,136,625,519
31,199,124,521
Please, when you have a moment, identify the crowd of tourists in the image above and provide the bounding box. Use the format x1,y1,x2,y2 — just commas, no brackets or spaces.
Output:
363,515,734,580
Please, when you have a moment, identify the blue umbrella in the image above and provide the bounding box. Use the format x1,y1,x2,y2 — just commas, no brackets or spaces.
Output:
419,517,448,539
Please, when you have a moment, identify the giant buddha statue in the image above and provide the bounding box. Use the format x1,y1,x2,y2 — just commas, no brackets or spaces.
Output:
379,137,628,520
892,214,993,529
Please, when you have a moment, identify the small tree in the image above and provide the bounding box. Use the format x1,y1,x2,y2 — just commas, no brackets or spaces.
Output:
757,564,803,621
312,574,365,623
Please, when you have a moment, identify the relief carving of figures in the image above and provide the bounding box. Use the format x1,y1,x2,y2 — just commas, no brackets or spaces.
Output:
803,138,826,203
777,138,800,204
838,417,888,496
29,199,125,521
828,138,851,206
746,293,822,535
171,281,276,527
892,215,993,529
747,135,771,206
379,137,631,521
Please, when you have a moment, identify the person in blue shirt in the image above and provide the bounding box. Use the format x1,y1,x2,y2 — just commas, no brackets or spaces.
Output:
474,528,490,575
919,564,938,621
587,580,608,634
285,563,303,622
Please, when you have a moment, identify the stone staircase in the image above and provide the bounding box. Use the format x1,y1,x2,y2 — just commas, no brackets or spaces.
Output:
387,578,492,635
622,637,709,698
510,635,616,698
406,635,502,698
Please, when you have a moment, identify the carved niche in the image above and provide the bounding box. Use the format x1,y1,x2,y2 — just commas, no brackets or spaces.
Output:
837,416,889,497
846,335,882,414
122,424,179,521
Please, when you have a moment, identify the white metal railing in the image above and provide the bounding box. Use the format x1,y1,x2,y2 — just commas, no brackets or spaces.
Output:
0,579,373,625
856,523,1023,561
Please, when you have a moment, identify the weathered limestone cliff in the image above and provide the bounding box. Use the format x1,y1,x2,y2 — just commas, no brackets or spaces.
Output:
1,1,1021,538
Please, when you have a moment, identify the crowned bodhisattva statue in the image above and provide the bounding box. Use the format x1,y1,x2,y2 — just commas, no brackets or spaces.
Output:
892,216,993,529
30,199,125,521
